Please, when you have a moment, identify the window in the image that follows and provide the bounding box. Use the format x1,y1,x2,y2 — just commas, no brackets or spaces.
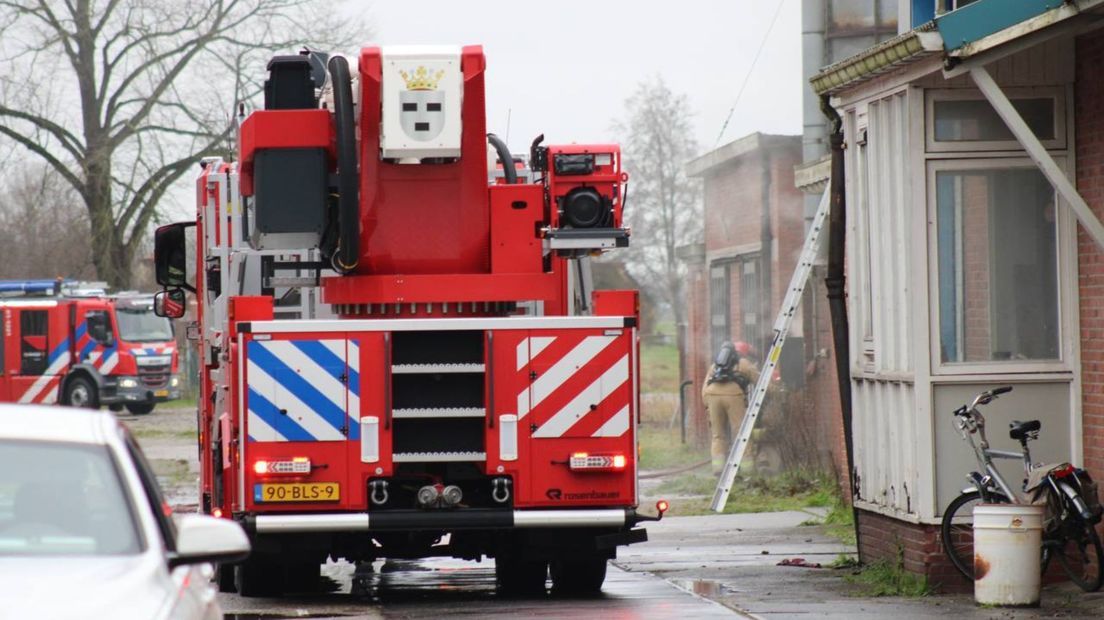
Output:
926,90,1064,152
934,165,1059,363
0,440,141,556
709,262,731,354
19,310,48,375
124,431,176,551
84,310,114,345
739,257,763,355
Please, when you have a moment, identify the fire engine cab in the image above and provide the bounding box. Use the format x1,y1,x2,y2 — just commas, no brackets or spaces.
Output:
153,44,661,596
0,279,180,413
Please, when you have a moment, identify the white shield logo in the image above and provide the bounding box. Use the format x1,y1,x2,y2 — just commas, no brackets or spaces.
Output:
399,90,446,142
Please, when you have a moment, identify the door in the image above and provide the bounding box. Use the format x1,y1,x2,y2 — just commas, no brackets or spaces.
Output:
523,329,633,441
245,337,353,442
516,327,635,507
11,308,64,404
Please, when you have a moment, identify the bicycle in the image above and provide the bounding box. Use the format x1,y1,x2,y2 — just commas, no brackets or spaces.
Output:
940,386,1104,591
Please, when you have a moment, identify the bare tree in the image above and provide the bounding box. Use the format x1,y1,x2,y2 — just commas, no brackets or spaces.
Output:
0,0,368,287
615,77,703,344
0,164,95,280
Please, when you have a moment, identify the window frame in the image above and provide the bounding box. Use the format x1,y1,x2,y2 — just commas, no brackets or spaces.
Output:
708,260,732,355
926,156,1075,376
924,87,1066,153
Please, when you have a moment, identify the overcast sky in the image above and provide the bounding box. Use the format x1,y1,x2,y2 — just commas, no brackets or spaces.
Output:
349,0,803,155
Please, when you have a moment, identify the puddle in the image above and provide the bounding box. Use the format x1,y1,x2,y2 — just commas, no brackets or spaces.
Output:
672,578,725,597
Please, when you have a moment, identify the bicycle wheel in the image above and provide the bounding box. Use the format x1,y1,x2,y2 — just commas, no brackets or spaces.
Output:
1053,519,1104,592
941,490,1011,580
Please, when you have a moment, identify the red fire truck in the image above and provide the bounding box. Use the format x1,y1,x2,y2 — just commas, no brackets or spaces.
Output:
153,45,662,596
0,280,180,413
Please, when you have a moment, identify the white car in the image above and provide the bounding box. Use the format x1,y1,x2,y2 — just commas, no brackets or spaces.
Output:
0,405,249,619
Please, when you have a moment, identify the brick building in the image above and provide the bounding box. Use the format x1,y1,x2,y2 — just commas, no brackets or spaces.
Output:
681,133,847,478
809,0,1104,588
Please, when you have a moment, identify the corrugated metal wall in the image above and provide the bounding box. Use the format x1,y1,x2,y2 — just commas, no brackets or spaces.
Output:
846,90,921,517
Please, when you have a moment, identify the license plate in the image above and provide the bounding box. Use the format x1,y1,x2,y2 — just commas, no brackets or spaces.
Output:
154,390,169,397
254,482,340,503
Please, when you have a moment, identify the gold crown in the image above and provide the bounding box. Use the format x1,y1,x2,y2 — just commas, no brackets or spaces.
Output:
400,66,445,90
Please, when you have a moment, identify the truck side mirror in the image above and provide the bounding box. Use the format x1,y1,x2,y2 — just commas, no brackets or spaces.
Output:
154,289,187,319
154,222,197,293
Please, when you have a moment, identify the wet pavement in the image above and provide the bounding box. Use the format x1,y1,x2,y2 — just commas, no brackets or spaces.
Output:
127,406,1104,618
218,557,745,619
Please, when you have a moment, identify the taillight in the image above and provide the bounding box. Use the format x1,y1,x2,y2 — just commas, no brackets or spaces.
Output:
569,452,627,472
253,457,311,475
1054,463,1076,479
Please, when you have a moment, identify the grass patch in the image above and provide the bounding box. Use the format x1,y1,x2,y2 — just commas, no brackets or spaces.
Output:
650,469,840,516
823,499,857,545
638,425,709,470
829,553,861,569
640,341,680,394
162,397,197,410
131,428,197,440
150,458,193,487
845,556,929,597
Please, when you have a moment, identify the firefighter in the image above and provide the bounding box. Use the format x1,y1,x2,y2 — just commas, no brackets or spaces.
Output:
703,341,760,474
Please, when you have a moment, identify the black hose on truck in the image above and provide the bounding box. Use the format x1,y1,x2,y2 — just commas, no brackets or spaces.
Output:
487,133,517,184
328,55,359,272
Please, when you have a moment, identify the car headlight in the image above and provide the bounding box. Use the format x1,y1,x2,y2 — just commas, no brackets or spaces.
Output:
171,376,179,387
119,378,138,388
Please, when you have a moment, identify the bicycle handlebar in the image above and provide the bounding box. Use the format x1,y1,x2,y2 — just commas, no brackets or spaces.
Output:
965,385,1014,412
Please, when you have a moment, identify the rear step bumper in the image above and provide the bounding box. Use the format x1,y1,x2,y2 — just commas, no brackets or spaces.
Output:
249,508,641,534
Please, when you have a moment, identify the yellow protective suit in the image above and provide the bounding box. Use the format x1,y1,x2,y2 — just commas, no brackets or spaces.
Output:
702,358,760,474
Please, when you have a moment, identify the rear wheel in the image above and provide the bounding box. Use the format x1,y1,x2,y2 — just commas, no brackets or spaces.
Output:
495,556,548,595
941,490,1011,580
1054,519,1104,592
63,375,99,409
125,403,155,415
235,554,285,597
550,555,608,594
284,560,321,594
215,564,237,593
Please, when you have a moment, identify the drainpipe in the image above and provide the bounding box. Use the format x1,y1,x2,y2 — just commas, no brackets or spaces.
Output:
821,94,861,561
760,149,774,355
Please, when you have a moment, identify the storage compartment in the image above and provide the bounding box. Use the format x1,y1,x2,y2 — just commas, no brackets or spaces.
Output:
391,373,484,410
392,331,483,366
250,148,327,250
389,330,488,462
392,418,484,455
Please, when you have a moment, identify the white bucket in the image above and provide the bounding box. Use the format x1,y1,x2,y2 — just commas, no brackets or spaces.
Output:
973,504,1044,606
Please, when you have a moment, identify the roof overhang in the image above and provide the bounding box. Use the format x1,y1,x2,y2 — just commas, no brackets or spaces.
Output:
810,25,943,97
811,0,1104,98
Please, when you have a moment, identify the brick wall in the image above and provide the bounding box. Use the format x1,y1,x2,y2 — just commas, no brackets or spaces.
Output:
855,510,968,592
802,274,849,499
686,261,710,443
1077,30,1104,479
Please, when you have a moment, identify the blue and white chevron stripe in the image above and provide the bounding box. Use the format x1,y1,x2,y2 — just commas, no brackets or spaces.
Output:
246,338,360,442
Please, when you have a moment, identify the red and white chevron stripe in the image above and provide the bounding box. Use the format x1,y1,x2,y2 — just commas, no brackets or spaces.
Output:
516,333,632,439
